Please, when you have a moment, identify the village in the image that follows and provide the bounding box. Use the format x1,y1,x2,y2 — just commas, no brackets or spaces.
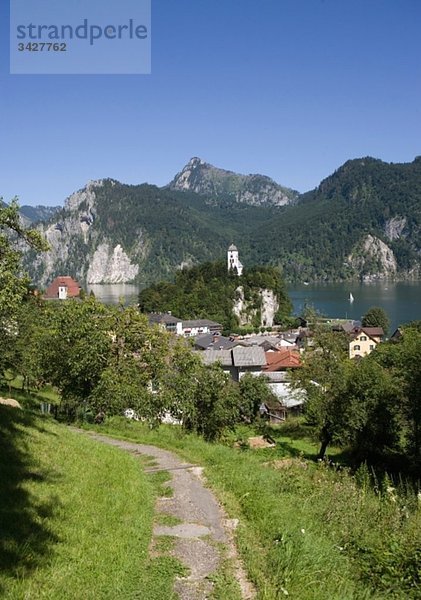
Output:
41,243,388,426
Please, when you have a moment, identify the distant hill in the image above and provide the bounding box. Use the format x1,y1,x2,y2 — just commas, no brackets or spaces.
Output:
23,179,276,286
248,157,421,282
19,156,421,286
20,205,60,224
168,157,298,207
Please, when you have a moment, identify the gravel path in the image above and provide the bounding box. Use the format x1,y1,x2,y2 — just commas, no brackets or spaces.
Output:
75,430,255,600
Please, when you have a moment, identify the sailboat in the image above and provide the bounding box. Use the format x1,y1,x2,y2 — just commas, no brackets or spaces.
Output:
349,292,354,303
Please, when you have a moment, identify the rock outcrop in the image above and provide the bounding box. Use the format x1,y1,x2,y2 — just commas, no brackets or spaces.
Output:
347,234,398,281
168,157,298,207
25,180,147,286
87,243,139,284
233,286,279,327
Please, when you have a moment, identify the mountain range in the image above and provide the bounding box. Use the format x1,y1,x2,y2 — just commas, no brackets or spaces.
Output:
18,156,421,287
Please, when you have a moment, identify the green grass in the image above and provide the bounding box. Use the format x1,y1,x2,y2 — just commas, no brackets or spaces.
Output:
1,375,61,405
0,407,183,599
88,417,421,600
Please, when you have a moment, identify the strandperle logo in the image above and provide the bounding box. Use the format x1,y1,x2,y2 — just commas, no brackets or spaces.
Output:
10,0,151,75
16,19,148,46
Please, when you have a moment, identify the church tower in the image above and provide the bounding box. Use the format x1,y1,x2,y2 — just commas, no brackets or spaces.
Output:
227,244,243,276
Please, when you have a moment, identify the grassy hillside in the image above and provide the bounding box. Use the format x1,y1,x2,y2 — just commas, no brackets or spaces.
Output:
0,405,183,599
89,418,421,600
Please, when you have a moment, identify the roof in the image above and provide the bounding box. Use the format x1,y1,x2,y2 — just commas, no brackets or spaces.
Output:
148,313,182,325
232,346,266,367
228,244,238,251
194,333,241,351
262,371,288,383
201,346,266,368
264,349,301,371
361,327,384,337
44,276,80,299
182,319,222,329
349,326,384,341
202,349,233,367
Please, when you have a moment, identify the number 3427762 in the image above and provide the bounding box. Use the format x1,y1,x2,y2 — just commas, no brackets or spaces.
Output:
18,42,67,52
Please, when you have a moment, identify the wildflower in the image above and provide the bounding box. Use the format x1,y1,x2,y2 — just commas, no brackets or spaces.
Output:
300,528,305,534
280,587,289,596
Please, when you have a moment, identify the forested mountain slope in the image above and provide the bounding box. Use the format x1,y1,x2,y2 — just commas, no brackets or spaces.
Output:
23,179,275,286
248,157,421,281
19,156,421,286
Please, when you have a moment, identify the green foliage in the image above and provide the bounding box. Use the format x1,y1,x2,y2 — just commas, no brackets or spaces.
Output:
238,373,277,422
249,156,421,281
362,306,390,334
291,328,351,458
373,329,421,470
184,364,241,442
343,358,401,463
89,419,421,599
0,199,48,376
0,408,182,599
138,260,291,331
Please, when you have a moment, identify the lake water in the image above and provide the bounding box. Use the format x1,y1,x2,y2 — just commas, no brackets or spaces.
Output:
289,281,420,333
87,281,421,334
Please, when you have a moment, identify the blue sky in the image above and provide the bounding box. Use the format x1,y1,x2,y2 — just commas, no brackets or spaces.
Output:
1,0,420,206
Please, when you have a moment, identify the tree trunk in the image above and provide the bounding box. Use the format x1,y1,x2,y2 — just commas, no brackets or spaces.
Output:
318,425,332,460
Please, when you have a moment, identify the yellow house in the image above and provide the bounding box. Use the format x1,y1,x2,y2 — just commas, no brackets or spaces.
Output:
349,327,384,359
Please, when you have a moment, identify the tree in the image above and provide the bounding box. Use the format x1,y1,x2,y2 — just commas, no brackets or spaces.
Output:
163,338,203,426
362,307,390,335
238,373,277,422
290,328,351,458
187,364,241,441
0,199,48,378
373,329,421,470
343,357,401,463
35,297,113,419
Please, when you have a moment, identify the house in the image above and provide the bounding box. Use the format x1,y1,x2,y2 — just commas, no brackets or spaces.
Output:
259,372,306,423
147,313,183,335
201,345,266,381
244,335,284,352
348,326,384,359
44,276,81,300
260,349,304,419
182,319,222,337
277,331,300,348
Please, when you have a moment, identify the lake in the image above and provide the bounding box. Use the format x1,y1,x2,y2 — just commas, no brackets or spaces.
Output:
289,281,421,333
87,281,421,334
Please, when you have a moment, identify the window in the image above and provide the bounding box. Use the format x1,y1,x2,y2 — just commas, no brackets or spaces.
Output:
369,345,374,350
360,336,367,341
353,345,361,351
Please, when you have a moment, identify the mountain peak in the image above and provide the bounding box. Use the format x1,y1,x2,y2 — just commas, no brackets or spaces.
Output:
168,158,298,207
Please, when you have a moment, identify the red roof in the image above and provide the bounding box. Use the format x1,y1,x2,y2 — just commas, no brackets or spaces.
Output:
263,349,301,371
44,276,81,299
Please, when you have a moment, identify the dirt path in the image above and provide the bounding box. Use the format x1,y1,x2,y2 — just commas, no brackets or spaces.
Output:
76,430,255,600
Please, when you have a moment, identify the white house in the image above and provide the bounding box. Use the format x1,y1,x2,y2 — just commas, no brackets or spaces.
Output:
182,319,222,337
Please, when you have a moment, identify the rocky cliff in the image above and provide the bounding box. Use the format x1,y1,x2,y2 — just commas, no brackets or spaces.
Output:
347,234,398,281
233,286,279,327
25,180,147,287
168,157,298,207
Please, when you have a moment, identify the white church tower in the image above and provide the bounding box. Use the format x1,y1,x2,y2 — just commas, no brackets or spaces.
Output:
227,244,243,276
